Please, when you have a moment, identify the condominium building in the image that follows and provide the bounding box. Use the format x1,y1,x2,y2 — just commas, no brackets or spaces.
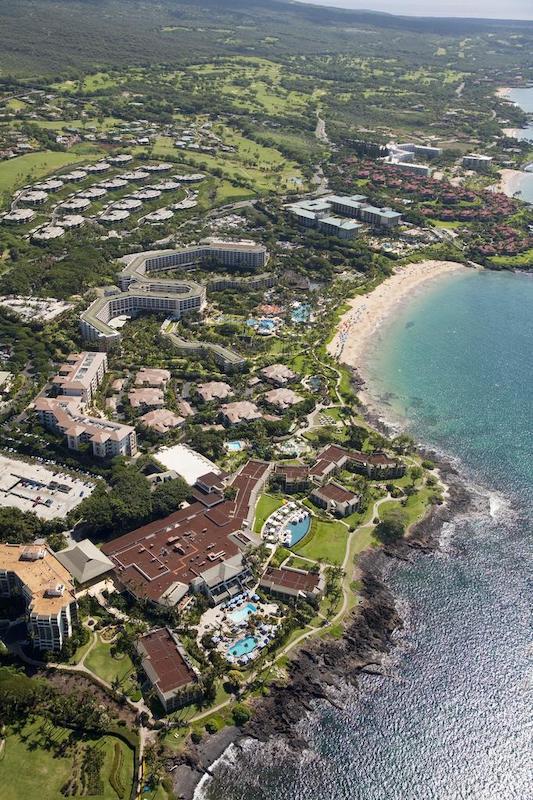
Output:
52,352,108,404
35,396,137,458
317,216,362,239
462,154,493,172
288,194,402,230
0,543,77,653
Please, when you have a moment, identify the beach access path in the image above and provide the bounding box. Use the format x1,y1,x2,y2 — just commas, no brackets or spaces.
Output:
327,260,467,369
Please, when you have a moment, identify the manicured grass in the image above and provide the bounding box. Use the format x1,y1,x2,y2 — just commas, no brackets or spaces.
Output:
292,518,349,564
0,150,100,203
215,180,256,204
253,493,284,533
1,717,134,800
378,487,438,529
84,637,135,687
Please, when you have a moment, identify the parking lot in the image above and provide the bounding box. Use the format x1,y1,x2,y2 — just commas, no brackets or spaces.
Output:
0,454,95,519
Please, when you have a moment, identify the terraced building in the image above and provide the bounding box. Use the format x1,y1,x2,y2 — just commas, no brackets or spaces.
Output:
80,241,269,370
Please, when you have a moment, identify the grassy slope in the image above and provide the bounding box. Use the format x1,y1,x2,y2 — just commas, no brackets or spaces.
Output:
1,718,134,800
0,150,101,198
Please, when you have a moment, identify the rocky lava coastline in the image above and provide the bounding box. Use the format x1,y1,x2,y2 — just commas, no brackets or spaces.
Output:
168,460,472,800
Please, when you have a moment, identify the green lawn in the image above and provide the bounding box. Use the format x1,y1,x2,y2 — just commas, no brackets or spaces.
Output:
84,637,136,687
0,150,100,203
253,493,284,533
378,487,437,529
1,718,134,800
292,518,349,564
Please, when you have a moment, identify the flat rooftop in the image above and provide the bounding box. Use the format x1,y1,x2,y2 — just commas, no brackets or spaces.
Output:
0,543,76,616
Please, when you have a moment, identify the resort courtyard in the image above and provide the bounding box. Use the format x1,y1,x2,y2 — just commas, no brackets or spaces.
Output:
198,592,281,666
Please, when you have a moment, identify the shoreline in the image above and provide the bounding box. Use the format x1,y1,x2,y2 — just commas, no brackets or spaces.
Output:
495,167,530,197
172,263,474,800
177,459,472,800
327,259,468,371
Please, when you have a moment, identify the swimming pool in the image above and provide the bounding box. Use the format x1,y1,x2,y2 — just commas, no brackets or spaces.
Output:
231,602,257,623
286,514,311,546
228,635,258,659
226,440,244,452
291,304,311,323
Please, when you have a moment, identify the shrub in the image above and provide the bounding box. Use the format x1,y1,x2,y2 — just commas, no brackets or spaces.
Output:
205,720,219,734
232,703,251,726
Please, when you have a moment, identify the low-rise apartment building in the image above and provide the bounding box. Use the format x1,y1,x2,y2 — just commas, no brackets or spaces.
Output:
35,396,137,458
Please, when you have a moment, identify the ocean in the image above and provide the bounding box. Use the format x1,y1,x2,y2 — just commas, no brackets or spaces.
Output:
200,268,532,800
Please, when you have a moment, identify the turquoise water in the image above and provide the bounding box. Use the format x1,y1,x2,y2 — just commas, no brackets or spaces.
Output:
291,304,311,323
231,603,257,624
227,440,244,452
286,514,311,546
228,635,258,658
204,268,533,800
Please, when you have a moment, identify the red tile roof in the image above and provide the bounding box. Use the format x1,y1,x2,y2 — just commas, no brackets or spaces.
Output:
138,628,195,693
101,460,269,602
260,567,319,593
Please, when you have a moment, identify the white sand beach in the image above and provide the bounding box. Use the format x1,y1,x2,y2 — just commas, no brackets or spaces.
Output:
496,168,528,196
328,260,467,370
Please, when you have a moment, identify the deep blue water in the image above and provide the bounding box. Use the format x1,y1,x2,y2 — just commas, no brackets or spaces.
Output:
201,269,532,800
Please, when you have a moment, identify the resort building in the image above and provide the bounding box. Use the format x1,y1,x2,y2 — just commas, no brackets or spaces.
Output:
55,539,114,587
118,242,268,291
260,364,297,387
259,566,324,603
128,387,165,411
196,381,233,403
134,367,171,388
310,482,361,517
139,408,185,434
79,245,262,369
0,543,77,653
273,464,310,493
387,161,432,177
263,388,304,410
462,154,493,172
102,460,270,606
79,282,206,350
309,444,405,482
220,401,262,425
317,216,362,239
136,628,201,712
287,194,402,230
35,396,137,458
51,352,108,405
